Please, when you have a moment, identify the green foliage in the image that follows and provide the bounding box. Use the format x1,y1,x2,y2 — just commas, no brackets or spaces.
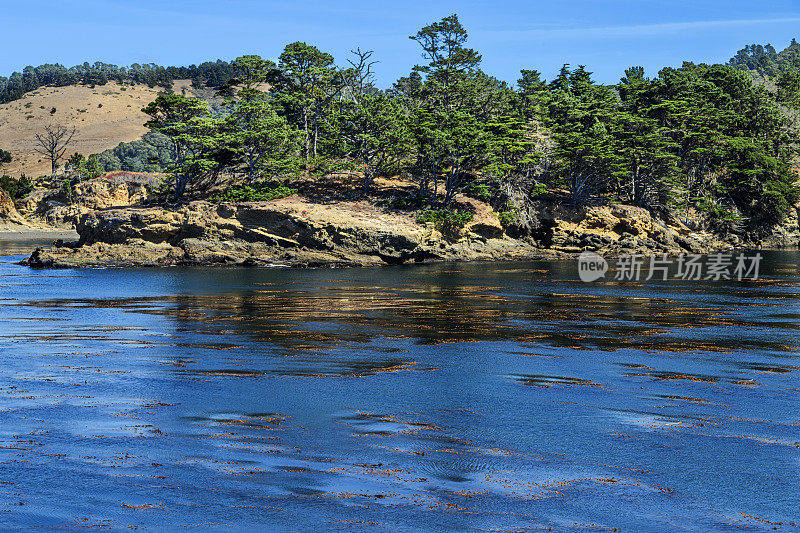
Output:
544,65,623,203
776,71,800,108
694,196,741,222
95,132,175,173
222,81,302,183
271,42,343,160
113,18,800,233
142,94,219,200
66,152,103,180
0,149,12,164
0,60,238,104
728,40,800,78
0,174,33,199
416,208,474,235
496,206,520,228
308,157,357,177
211,182,297,203
464,183,491,202
406,15,503,206
335,84,412,194
61,179,74,204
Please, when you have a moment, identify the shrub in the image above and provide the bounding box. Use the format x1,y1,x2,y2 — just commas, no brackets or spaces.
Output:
694,196,742,222
464,183,492,202
0,174,34,199
416,208,474,236
211,181,297,203
496,206,520,228
62,179,74,204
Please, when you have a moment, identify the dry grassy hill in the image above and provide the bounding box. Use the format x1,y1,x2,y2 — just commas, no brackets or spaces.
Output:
0,80,208,177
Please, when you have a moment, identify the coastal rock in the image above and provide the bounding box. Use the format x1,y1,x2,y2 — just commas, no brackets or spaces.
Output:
14,176,153,227
20,191,756,269
540,203,729,255
0,188,31,228
761,203,800,248
24,197,558,268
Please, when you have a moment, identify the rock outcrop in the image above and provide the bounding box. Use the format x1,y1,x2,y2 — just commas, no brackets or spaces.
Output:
20,187,767,269
15,176,153,227
0,189,31,229
538,203,733,255
23,197,559,268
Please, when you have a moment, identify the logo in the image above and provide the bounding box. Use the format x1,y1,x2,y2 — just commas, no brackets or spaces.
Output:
578,251,608,282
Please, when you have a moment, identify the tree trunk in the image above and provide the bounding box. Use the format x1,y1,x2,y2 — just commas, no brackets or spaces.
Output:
303,109,310,160
313,111,319,158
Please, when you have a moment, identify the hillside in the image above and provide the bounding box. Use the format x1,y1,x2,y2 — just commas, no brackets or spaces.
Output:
0,80,208,177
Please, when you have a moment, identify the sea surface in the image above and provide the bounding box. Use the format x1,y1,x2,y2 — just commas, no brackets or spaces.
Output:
1,237,799,531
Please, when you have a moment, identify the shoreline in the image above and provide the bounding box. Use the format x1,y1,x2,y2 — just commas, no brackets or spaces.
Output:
0,229,80,242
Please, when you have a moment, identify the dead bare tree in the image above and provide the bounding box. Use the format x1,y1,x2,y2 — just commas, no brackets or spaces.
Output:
33,125,76,174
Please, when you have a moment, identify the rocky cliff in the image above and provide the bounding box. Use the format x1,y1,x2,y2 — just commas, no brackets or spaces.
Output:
15,175,153,228
21,191,739,268
0,188,31,229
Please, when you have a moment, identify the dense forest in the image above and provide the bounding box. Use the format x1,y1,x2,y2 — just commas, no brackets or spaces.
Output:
729,39,800,78
6,15,800,234
0,60,236,103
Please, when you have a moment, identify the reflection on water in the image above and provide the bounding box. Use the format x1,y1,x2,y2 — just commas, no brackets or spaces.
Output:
1,243,799,531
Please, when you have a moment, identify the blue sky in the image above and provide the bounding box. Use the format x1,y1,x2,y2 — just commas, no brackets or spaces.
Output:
2,0,800,87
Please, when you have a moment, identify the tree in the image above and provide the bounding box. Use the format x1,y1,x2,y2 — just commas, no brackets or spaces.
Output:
615,67,680,207
776,71,800,109
485,115,549,203
332,49,412,195
271,42,343,159
142,94,219,200
224,55,275,93
516,69,548,121
218,55,301,183
225,92,301,183
409,13,482,106
33,124,76,174
0,148,11,165
338,91,411,194
66,152,103,180
407,15,503,206
544,66,622,203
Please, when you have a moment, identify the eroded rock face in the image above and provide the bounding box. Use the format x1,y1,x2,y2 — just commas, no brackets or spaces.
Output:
761,204,800,248
0,188,31,228
14,177,152,227
73,179,151,210
25,198,555,268
21,194,757,269
540,204,730,255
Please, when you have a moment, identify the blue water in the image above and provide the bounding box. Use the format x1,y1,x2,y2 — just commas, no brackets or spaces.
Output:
1,240,799,531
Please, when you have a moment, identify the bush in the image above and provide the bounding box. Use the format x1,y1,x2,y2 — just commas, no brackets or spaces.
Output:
62,179,74,204
464,183,492,202
694,196,742,222
211,182,298,203
416,208,474,235
0,174,34,199
496,206,520,228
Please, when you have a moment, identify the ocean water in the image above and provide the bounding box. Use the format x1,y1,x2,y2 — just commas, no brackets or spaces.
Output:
0,239,798,531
